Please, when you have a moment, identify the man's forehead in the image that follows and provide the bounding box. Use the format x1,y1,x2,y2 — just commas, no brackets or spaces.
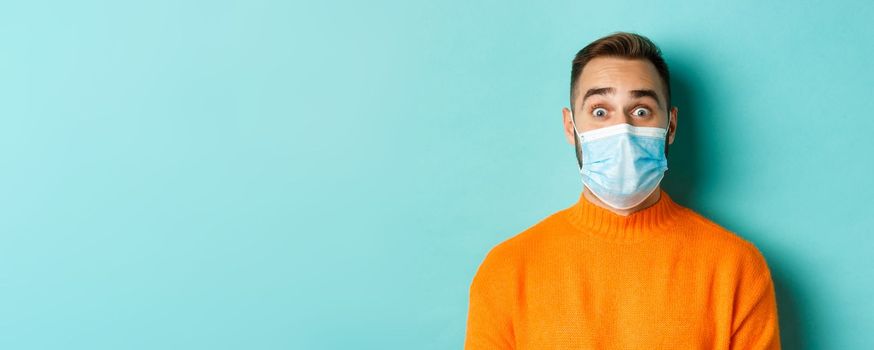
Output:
579,58,660,89
575,57,667,106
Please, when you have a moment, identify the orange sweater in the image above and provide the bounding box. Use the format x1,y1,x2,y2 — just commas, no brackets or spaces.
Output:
464,189,780,349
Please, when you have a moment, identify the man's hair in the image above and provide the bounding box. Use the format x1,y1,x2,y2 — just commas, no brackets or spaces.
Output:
570,32,671,113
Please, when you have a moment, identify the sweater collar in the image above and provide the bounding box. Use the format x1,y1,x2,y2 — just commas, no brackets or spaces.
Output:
563,188,685,242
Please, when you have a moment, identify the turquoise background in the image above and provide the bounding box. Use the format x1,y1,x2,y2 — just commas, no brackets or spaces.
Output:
1,0,871,348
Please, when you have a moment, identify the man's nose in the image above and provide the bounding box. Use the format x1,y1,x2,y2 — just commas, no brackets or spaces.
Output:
621,114,634,125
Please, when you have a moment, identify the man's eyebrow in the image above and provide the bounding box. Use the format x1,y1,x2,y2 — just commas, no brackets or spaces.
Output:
629,89,663,109
581,87,663,109
582,87,615,106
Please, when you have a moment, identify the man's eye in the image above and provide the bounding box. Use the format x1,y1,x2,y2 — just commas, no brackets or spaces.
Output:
632,107,650,117
592,107,608,118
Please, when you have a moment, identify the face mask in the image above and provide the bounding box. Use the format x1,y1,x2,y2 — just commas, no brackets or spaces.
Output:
570,111,669,210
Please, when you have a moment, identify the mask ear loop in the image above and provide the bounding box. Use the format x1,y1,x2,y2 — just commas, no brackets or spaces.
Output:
663,108,672,136
570,108,583,169
663,107,673,155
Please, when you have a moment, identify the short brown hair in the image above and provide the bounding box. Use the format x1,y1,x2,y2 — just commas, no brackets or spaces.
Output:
570,32,671,112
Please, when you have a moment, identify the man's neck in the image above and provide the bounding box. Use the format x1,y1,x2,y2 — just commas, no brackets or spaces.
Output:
582,186,662,216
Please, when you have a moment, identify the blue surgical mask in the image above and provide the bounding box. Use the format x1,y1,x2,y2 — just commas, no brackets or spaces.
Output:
570,111,669,210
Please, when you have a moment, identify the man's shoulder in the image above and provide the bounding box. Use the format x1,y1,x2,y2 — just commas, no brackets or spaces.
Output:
485,207,569,256
669,204,733,241
473,207,572,275
677,207,772,274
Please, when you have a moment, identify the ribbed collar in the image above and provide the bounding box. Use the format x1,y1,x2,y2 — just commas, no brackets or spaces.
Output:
563,188,685,242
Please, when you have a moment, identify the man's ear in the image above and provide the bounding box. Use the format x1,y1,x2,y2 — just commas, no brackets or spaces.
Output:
563,107,576,145
667,106,678,145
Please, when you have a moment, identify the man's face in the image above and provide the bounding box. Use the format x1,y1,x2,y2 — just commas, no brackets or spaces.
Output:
562,57,677,148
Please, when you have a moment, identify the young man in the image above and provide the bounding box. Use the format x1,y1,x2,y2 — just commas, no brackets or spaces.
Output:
464,32,780,349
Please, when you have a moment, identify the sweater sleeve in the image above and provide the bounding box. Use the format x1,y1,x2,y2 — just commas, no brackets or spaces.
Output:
729,245,781,350
464,245,517,350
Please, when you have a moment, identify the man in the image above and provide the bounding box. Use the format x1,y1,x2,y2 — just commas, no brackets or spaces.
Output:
464,32,780,349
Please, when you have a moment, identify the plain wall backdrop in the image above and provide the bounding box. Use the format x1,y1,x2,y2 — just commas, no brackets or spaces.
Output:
1,0,872,349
